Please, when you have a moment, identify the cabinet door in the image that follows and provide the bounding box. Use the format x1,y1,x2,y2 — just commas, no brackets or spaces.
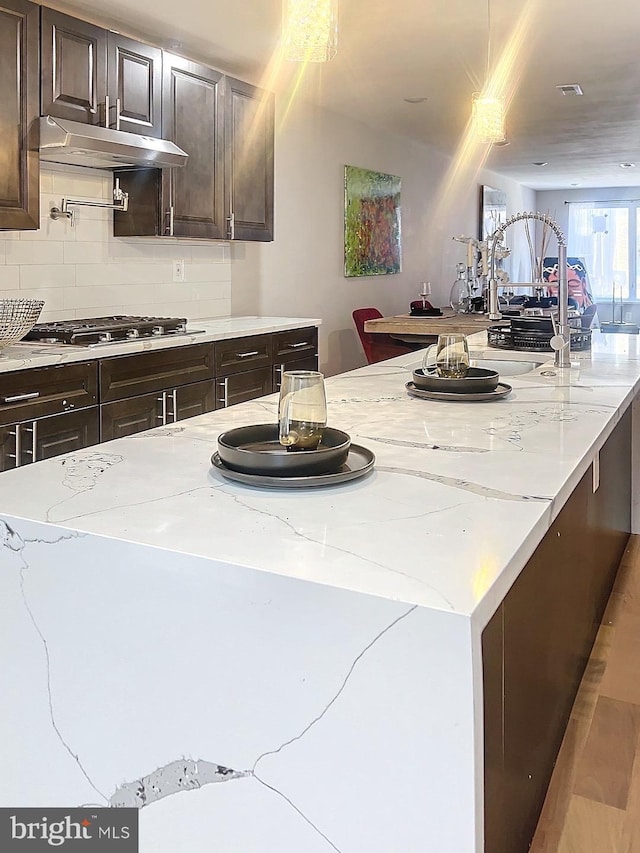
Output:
41,7,107,125
100,392,162,442
216,367,273,409
162,53,225,239
107,33,162,137
0,0,39,230
175,380,215,421
1,409,99,469
30,408,99,462
225,76,274,242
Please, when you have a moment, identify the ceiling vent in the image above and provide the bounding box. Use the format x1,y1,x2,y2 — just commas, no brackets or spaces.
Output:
556,84,584,96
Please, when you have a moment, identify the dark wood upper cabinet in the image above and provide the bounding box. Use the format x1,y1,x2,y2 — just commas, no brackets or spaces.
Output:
41,9,162,137
107,33,162,137
40,7,106,125
162,53,225,239
225,76,274,242
0,0,39,230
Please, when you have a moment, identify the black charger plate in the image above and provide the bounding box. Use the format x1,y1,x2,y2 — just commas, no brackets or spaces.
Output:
406,381,512,402
211,445,375,488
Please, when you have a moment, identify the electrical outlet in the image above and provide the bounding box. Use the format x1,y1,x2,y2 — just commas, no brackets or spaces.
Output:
172,259,185,282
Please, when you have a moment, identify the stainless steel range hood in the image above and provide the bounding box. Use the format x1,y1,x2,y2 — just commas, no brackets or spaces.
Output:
39,116,189,169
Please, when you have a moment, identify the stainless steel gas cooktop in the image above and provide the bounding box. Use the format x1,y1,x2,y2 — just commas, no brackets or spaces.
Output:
23,315,200,347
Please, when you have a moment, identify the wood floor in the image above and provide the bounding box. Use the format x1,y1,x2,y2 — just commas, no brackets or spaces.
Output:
530,534,640,853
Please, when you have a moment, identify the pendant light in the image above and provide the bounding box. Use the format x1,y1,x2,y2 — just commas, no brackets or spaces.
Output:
472,0,506,143
282,0,338,62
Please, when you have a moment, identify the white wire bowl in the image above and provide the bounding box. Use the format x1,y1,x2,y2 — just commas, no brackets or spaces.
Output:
0,299,45,350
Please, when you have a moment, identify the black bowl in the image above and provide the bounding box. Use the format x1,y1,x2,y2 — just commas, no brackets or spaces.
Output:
217,424,351,476
412,366,500,394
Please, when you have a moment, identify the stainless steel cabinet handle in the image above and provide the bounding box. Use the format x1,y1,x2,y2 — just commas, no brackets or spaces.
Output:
115,97,122,131
237,350,260,359
218,377,229,408
157,393,167,425
289,341,310,348
227,211,235,240
168,389,178,423
1,391,40,404
22,421,38,461
7,425,21,467
275,363,284,390
104,94,110,127
165,206,174,236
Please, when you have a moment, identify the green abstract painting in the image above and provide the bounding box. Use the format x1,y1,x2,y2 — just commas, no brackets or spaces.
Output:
344,165,402,277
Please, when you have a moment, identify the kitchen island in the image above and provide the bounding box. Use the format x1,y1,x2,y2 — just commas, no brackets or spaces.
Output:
1,331,639,852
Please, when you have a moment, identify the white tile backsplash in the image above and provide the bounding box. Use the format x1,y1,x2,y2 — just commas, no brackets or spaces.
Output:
0,167,232,321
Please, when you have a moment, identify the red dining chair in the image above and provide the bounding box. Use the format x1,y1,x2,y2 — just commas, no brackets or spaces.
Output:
352,308,417,364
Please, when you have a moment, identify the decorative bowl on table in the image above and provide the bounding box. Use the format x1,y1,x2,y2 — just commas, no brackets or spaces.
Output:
0,299,45,351
412,366,500,394
217,424,351,476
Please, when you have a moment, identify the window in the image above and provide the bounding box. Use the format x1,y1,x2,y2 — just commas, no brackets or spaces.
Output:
567,202,639,300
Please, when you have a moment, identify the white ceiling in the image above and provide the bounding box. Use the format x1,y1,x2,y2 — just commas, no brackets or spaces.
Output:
50,0,640,190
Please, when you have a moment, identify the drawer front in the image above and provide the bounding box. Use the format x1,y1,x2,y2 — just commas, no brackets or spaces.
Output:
273,355,320,391
100,343,214,402
214,334,272,377
216,367,273,409
0,361,98,427
272,326,318,364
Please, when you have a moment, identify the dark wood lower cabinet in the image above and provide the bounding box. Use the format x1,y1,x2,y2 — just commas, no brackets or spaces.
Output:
175,380,215,421
216,367,272,409
101,380,216,441
101,392,162,442
483,408,632,853
0,408,99,471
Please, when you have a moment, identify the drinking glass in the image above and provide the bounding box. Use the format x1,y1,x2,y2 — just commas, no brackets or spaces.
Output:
278,371,327,450
422,334,470,378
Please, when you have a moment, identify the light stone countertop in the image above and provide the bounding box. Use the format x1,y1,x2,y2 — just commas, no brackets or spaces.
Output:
0,315,321,374
1,328,639,629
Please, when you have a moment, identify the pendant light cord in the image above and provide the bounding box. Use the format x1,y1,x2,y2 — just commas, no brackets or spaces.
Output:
486,0,492,77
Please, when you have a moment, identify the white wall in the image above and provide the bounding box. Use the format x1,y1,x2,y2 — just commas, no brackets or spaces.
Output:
0,166,231,324
231,98,535,376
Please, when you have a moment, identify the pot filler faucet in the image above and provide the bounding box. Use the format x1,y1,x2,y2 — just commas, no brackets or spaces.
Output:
488,211,571,369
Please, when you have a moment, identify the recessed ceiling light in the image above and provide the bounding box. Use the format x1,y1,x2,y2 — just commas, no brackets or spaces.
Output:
532,161,548,166
556,84,583,96
620,162,636,168
403,96,428,104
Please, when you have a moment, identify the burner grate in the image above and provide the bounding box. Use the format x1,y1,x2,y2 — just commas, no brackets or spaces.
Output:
24,315,188,346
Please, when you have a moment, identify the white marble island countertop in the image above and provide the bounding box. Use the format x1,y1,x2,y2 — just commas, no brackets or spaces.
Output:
2,329,640,629
2,329,640,853
0,315,321,373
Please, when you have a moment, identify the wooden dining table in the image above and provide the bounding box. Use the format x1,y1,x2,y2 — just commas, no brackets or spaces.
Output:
364,309,494,342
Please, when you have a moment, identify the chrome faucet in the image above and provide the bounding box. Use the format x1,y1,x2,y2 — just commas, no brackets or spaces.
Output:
487,211,571,368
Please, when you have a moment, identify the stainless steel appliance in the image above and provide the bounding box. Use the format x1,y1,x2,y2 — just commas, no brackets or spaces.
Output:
39,116,189,170
22,316,201,347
